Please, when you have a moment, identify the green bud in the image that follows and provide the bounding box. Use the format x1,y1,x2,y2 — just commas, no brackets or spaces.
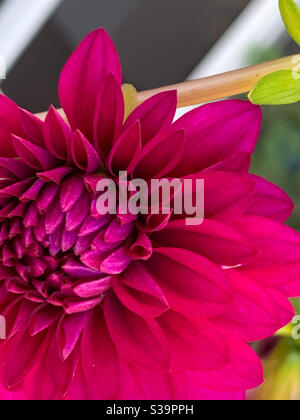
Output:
279,0,300,46
249,69,300,105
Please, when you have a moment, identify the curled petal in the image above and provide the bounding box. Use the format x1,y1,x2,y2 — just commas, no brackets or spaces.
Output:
63,258,102,278
12,135,58,171
38,167,72,185
60,176,84,213
73,277,112,298
132,129,186,179
65,192,90,232
107,120,141,175
2,327,50,388
63,297,103,315
57,312,88,360
123,91,177,145
19,109,44,147
112,262,169,318
0,158,33,179
47,330,80,396
127,231,153,261
100,247,132,275
104,219,134,243
29,304,61,336
71,130,101,174
44,105,72,160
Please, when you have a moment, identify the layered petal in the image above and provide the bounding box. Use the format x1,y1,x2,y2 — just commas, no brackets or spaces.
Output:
145,248,233,317
152,219,259,267
187,341,264,392
123,91,177,145
104,292,170,371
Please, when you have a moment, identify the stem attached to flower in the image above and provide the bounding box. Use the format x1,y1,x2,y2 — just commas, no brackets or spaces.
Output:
138,55,298,107
36,54,298,120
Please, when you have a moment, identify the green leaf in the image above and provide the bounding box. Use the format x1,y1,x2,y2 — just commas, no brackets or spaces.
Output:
249,70,300,105
279,0,300,45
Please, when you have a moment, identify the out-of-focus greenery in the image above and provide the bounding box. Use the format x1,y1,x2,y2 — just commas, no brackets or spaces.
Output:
251,101,300,230
246,46,300,230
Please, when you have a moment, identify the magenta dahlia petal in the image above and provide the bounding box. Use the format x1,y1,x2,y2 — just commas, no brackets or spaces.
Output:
93,73,124,156
43,106,72,160
152,219,259,267
29,304,61,336
171,99,262,176
46,330,79,396
248,174,294,222
277,276,300,297
146,248,233,317
59,28,122,139
81,308,120,399
107,120,142,175
100,246,131,275
0,158,33,179
38,167,73,185
179,171,256,222
235,215,300,268
132,129,186,179
57,312,88,361
0,95,24,157
158,311,229,371
60,175,84,213
104,292,171,370
73,277,112,298
112,262,169,318
187,340,264,393
71,130,101,175
245,262,300,288
12,135,58,171
3,299,34,339
123,91,177,145
2,326,50,389
206,151,251,174
118,361,175,400
19,109,44,147
212,270,294,342
127,231,153,261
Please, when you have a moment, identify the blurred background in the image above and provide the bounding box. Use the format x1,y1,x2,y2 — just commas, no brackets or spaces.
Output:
0,0,300,400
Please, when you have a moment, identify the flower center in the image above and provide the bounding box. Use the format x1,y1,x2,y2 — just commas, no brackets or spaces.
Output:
0,170,142,314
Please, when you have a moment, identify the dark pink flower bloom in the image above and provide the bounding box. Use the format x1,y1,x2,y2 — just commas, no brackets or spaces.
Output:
0,28,298,400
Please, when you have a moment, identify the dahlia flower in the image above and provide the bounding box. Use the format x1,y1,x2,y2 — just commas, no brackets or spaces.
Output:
0,28,299,401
